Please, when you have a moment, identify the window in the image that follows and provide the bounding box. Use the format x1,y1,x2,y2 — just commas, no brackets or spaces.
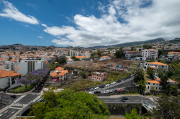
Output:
156,87,157,89
153,83,155,85
148,83,150,85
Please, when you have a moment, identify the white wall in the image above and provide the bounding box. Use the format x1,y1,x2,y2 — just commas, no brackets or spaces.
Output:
0,77,9,88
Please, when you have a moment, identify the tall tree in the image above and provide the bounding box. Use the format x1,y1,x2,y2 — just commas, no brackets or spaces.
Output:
134,68,144,83
137,79,146,93
147,67,155,79
151,96,180,119
159,74,168,91
158,49,163,58
115,47,125,58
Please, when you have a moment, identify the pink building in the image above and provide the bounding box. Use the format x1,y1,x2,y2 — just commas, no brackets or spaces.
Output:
88,72,107,81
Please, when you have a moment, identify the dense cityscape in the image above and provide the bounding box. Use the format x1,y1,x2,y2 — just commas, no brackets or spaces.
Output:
0,0,180,119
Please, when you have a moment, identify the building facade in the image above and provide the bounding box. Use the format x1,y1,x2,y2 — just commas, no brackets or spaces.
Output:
142,49,158,59
17,57,46,76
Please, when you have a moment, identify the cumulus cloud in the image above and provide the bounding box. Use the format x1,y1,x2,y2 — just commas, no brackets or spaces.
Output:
0,0,39,24
44,0,180,47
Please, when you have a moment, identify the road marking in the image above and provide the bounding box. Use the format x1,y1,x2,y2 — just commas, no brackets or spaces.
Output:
134,100,139,101
0,114,2,116
104,100,109,101
114,100,119,101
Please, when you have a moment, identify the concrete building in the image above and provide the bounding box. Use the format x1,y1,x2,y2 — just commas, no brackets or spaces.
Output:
146,78,176,90
88,72,107,81
0,69,21,89
99,56,111,61
68,49,74,57
17,57,46,76
125,51,142,59
167,51,180,61
50,67,68,83
67,58,74,64
142,49,158,59
144,62,168,71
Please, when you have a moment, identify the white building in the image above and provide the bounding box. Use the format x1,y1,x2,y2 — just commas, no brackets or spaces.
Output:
67,58,74,64
17,57,46,76
125,51,142,59
144,62,168,71
142,49,158,59
99,56,111,61
68,49,74,57
146,78,176,90
0,69,21,89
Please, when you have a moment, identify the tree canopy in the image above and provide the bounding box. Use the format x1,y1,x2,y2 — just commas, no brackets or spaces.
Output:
29,90,110,119
115,47,125,58
151,96,180,119
147,67,155,79
134,68,144,83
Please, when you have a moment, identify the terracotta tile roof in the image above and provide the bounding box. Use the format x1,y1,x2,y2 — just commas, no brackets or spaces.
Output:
50,70,68,77
0,69,21,78
146,80,160,84
55,67,64,70
148,62,168,66
75,56,87,58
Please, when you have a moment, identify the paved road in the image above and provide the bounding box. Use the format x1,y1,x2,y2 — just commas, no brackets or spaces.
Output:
0,108,20,119
98,96,156,106
88,76,134,94
0,93,40,119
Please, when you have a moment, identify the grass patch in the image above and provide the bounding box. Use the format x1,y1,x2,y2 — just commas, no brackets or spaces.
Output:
63,79,104,91
107,72,130,82
144,71,152,81
129,61,139,70
12,84,34,93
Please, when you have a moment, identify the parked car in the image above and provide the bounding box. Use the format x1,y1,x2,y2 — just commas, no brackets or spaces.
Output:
94,91,101,94
112,89,117,92
10,95,16,98
88,92,93,94
38,98,45,102
95,87,99,90
106,84,110,87
111,82,116,85
117,80,121,83
117,88,122,91
104,90,109,93
89,88,94,91
100,85,105,88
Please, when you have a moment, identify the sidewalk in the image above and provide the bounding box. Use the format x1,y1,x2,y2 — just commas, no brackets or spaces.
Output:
1,87,36,95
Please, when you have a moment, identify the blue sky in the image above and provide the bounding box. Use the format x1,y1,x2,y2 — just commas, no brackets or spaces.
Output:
0,0,180,47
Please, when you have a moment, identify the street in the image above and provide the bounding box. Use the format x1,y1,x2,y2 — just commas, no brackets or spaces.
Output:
98,96,156,106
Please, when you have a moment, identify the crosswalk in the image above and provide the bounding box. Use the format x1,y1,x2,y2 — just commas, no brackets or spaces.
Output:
11,103,23,107
13,95,26,103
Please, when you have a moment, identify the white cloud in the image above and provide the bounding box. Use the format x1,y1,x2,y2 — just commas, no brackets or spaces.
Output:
44,0,180,47
41,24,47,27
0,0,39,24
38,36,43,39
27,3,38,9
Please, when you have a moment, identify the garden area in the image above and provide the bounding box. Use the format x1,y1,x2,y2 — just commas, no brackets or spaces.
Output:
9,68,50,93
107,71,131,82
11,84,34,93
62,78,104,91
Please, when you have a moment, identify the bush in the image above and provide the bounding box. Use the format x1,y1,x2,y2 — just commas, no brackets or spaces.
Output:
147,92,151,95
